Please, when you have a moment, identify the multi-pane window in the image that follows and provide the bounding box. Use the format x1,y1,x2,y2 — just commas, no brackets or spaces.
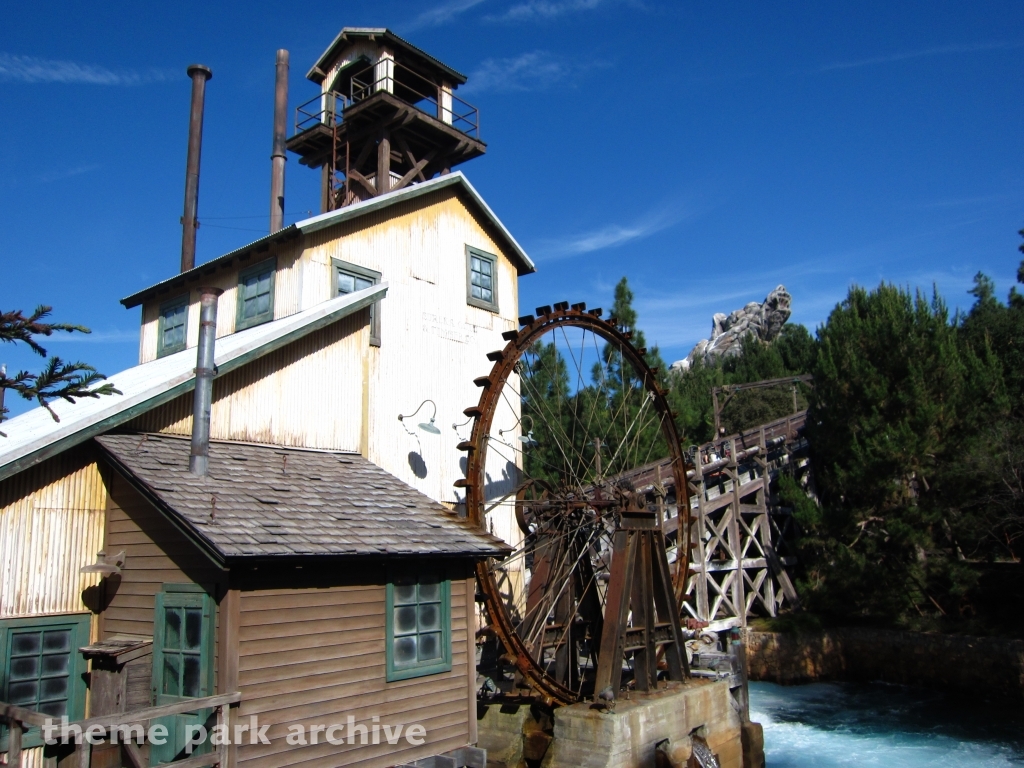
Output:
333,258,382,346
158,295,189,357
8,628,72,716
153,585,214,702
236,259,276,330
466,247,498,312
386,575,451,681
160,604,204,697
0,614,89,750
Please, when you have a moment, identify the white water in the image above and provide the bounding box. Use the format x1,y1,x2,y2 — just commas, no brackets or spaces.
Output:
750,681,1024,767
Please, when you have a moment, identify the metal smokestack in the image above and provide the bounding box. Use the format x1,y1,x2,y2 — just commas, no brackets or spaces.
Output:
189,287,223,476
269,50,289,233
180,64,213,273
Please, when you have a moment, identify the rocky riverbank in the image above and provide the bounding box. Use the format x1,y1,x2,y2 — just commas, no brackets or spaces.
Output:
743,627,1024,704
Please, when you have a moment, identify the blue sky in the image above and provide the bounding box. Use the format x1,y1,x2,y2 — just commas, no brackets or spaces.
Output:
2,1,1022,417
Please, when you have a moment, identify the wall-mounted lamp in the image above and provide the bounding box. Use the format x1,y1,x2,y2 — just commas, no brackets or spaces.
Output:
399,399,441,435
498,415,539,449
80,550,125,578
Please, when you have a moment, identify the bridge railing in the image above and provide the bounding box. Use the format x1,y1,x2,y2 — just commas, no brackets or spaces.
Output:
1,691,241,768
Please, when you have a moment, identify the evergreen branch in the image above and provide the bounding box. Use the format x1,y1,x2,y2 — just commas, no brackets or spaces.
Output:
0,357,121,431
0,305,91,357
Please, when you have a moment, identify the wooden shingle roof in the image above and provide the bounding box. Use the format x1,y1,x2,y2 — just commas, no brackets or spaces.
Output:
96,432,510,564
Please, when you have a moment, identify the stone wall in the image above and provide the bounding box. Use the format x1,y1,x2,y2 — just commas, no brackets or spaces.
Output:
477,679,763,768
744,627,1024,704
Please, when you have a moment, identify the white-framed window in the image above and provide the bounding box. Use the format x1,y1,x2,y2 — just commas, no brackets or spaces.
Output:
466,246,498,313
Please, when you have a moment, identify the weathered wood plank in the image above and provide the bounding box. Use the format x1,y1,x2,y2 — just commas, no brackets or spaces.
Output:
235,721,469,768
239,588,382,613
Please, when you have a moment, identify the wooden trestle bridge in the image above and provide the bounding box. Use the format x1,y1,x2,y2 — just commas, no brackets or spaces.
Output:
621,409,809,631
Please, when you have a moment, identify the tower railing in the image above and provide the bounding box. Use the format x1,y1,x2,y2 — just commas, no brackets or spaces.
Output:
294,91,348,133
349,60,480,139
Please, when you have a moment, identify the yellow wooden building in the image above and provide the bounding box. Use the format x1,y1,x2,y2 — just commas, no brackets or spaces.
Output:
0,27,534,768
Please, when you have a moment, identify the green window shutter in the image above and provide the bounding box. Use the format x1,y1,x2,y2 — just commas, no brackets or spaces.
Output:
386,574,452,682
0,613,91,751
236,258,277,330
157,295,189,358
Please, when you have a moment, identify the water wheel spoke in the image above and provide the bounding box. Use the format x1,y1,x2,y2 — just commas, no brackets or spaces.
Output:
466,308,692,704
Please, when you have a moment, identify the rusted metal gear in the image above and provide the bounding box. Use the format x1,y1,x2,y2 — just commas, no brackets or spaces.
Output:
459,302,691,706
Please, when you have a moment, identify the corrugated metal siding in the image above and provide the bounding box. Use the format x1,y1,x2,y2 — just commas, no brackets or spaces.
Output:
0,445,105,619
124,314,367,452
138,240,303,364
304,189,520,506
235,575,472,768
1,745,45,768
135,187,521,504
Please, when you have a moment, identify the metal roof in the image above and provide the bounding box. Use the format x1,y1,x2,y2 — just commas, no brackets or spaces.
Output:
307,27,468,86
121,172,535,309
0,284,387,483
96,432,510,564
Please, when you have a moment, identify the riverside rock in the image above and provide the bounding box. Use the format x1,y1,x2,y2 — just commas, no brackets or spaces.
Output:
671,286,792,372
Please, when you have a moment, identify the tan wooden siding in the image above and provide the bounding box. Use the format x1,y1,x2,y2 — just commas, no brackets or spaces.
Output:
304,189,520,506
0,445,105,620
124,314,367,452
139,240,304,364
103,473,225,678
235,577,473,768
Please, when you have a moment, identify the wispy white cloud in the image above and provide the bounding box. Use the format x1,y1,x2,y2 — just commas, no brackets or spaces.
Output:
819,41,1020,72
463,50,604,93
899,193,1011,211
488,0,634,22
0,53,171,85
405,0,489,31
38,164,100,184
535,204,694,261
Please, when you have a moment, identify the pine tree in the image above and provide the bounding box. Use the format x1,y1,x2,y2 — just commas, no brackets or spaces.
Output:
802,282,1007,622
0,306,120,433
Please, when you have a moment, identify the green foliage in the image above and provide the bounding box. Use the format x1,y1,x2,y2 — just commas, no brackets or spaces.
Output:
520,279,669,488
0,306,121,431
667,323,816,443
798,269,1024,631
521,250,1024,634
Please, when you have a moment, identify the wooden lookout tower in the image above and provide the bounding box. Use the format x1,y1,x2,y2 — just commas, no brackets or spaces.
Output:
287,28,486,212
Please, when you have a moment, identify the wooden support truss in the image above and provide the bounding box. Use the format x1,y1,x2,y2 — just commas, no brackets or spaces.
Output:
594,501,689,694
683,419,805,630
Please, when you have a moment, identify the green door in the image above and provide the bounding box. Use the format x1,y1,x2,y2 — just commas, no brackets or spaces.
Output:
151,586,215,766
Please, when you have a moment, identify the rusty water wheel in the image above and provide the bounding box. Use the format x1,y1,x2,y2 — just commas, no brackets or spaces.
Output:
459,303,691,706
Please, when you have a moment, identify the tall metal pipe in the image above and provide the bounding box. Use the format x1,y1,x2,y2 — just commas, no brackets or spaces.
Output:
189,287,223,476
180,64,213,273
269,50,289,233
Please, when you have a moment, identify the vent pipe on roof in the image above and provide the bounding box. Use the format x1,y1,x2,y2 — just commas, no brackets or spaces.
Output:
189,287,223,476
180,64,213,273
269,50,289,234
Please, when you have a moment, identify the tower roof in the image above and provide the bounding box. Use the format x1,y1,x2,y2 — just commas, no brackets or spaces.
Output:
306,27,468,86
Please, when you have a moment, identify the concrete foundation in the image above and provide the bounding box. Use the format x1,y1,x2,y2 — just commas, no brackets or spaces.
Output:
478,679,757,768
